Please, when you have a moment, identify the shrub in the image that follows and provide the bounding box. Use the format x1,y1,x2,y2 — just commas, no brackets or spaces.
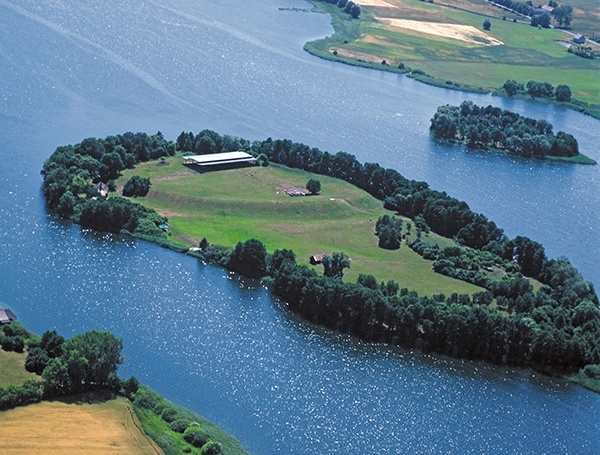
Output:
133,387,160,410
161,406,179,423
169,419,192,433
123,175,151,197
583,364,600,379
201,441,224,455
183,426,211,448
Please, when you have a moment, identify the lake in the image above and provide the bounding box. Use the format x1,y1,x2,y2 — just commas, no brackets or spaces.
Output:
0,0,599,453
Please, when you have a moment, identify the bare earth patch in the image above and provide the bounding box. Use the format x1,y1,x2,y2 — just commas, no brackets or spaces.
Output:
376,18,504,46
356,0,398,8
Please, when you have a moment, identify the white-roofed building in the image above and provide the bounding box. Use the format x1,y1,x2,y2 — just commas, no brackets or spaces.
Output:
183,151,256,168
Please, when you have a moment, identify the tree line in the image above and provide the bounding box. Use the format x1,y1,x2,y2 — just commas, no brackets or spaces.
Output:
430,101,579,158
316,0,361,19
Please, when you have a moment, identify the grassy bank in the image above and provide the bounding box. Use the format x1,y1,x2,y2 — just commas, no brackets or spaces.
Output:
117,159,484,296
0,349,39,388
305,0,600,119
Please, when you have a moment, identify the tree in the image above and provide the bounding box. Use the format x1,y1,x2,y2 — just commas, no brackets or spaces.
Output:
227,239,267,278
483,19,491,31
555,84,572,102
503,79,520,96
44,331,123,394
306,179,321,195
553,4,573,28
25,347,50,374
122,175,151,197
41,329,65,358
322,252,350,279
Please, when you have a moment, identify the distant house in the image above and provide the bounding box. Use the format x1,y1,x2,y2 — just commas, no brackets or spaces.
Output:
573,34,586,44
0,309,16,324
94,181,109,197
310,253,324,265
541,5,554,13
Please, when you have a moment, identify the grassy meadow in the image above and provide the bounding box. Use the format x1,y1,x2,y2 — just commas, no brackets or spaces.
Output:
0,391,162,455
306,0,600,115
118,159,483,297
0,349,39,388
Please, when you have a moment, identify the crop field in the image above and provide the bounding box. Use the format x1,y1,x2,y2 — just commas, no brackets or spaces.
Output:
118,159,483,296
308,0,600,108
0,391,162,455
0,349,39,387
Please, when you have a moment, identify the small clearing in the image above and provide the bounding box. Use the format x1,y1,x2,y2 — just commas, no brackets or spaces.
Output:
376,17,504,46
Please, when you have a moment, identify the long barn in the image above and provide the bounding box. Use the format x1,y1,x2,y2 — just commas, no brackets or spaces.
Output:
182,151,256,168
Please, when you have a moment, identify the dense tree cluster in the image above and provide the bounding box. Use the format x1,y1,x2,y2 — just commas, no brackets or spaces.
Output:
38,331,123,396
430,101,579,158
503,79,573,103
490,0,536,17
42,132,172,236
122,175,151,197
227,238,268,279
375,214,403,250
318,0,361,18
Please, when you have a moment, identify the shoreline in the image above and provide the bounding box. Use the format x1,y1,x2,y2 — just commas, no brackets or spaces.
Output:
303,1,600,121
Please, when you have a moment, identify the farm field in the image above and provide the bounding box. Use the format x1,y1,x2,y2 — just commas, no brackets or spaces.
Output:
307,0,600,113
118,159,484,297
0,391,162,455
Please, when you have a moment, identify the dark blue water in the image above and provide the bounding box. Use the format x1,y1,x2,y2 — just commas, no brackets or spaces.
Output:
0,0,599,453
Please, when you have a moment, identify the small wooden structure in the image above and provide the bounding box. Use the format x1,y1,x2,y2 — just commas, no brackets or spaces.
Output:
0,308,16,324
573,34,586,45
94,182,109,197
310,252,324,265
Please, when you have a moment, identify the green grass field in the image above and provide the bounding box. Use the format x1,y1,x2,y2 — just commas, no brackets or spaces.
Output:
0,349,39,388
306,0,600,114
118,159,483,297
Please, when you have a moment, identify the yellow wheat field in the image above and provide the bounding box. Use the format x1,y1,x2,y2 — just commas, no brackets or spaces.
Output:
0,392,162,455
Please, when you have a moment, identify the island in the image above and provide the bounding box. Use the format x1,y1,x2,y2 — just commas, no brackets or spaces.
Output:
430,101,596,163
40,130,600,390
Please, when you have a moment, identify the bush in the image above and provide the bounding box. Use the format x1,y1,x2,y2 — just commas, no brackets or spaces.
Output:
123,175,151,197
183,426,211,448
25,347,50,374
161,406,179,423
583,364,600,379
133,387,161,410
201,441,224,455
169,419,192,433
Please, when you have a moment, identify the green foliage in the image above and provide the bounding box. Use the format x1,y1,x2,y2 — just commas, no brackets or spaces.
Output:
483,19,491,31
306,178,321,195
25,347,50,374
430,101,580,158
41,331,123,396
169,419,192,433
375,215,402,250
322,252,351,279
0,379,43,411
227,238,268,279
183,426,211,448
123,175,151,197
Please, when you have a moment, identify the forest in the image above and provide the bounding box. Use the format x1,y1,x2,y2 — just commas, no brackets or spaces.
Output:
41,130,600,374
430,101,580,158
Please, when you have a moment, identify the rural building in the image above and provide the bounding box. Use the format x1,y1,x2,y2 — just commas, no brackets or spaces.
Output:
182,151,256,168
310,253,324,265
573,34,586,44
0,308,16,324
94,181,109,197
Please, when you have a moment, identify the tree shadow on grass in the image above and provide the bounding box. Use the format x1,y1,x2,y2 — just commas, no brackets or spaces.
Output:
53,389,117,405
